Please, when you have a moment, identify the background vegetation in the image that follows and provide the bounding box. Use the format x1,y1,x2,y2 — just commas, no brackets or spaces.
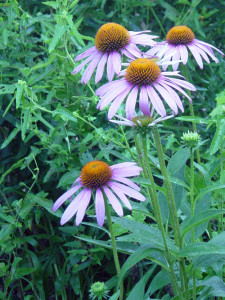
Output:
0,0,225,299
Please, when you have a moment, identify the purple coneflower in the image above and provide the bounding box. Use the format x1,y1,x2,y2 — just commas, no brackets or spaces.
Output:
95,58,196,120
146,25,224,71
110,113,174,127
72,22,157,84
53,161,145,227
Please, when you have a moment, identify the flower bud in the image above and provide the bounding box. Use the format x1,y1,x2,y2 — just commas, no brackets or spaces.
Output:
89,281,109,299
181,131,200,148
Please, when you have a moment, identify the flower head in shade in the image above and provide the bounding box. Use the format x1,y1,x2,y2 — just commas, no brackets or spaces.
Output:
95,58,196,120
146,25,224,71
72,22,157,84
110,113,174,128
53,161,145,227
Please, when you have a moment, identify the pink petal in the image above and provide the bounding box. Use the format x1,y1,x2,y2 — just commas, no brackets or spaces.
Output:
146,85,166,117
166,77,196,91
125,85,139,120
95,53,108,84
108,86,132,119
196,39,224,56
112,51,122,74
53,184,82,212
108,183,132,210
110,162,137,170
194,41,219,63
159,82,184,112
179,45,188,65
96,79,126,96
193,44,210,63
75,188,92,226
103,186,123,217
187,44,203,69
72,54,95,75
124,44,142,58
110,182,146,202
152,83,178,114
95,188,105,227
75,46,97,61
111,175,141,191
107,52,115,81
120,48,135,60
97,80,130,110
161,79,192,102
112,166,143,177
81,53,102,84
139,86,150,115
60,188,88,225
172,46,181,71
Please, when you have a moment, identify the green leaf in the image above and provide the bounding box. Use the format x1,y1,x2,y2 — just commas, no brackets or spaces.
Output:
178,243,225,257
176,116,209,124
210,119,225,154
118,244,164,286
0,84,16,95
195,184,225,201
127,266,156,300
49,25,68,53
43,1,59,9
198,276,225,297
1,127,20,149
147,269,171,295
15,83,24,108
21,109,30,141
181,209,225,238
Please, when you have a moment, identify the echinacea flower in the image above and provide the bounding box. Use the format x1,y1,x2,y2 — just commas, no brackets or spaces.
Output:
53,160,145,227
72,22,157,84
95,58,196,120
110,113,174,127
146,25,224,71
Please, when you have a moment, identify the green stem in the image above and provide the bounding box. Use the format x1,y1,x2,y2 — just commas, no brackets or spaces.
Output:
152,126,189,299
182,64,201,166
104,198,123,300
190,148,196,300
149,6,166,36
134,133,182,298
220,143,224,232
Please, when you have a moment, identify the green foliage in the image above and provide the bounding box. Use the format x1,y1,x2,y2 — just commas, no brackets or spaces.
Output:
1,0,225,299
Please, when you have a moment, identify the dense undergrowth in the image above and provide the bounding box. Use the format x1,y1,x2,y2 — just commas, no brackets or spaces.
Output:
1,0,225,299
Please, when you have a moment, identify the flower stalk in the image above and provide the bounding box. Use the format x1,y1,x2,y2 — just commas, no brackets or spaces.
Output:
104,198,123,300
152,126,189,299
134,133,183,298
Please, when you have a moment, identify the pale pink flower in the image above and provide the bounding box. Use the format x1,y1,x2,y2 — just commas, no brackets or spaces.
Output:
95,58,196,120
146,25,224,71
110,113,174,127
53,161,145,227
72,22,157,84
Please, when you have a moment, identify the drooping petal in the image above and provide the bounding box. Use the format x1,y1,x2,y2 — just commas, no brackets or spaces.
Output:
72,54,95,75
81,53,102,84
75,188,92,226
125,85,139,120
108,183,132,210
120,48,136,60
111,175,141,191
124,44,142,58
194,41,219,63
166,77,196,91
179,45,189,65
146,85,166,117
103,186,123,217
95,53,108,84
130,34,157,46
192,44,210,64
159,81,184,112
110,162,137,170
107,52,115,81
161,79,192,102
60,188,88,225
152,83,178,114
187,44,203,69
96,79,127,96
110,182,146,202
196,40,224,56
108,86,132,119
53,184,82,212
97,80,130,110
112,166,143,177
75,46,97,61
171,46,181,71
139,86,150,115
112,51,122,74
95,188,105,227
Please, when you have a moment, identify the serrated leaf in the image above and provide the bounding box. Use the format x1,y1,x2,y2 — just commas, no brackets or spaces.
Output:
49,25,68,53
16,84,24,108
210,119,225,154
